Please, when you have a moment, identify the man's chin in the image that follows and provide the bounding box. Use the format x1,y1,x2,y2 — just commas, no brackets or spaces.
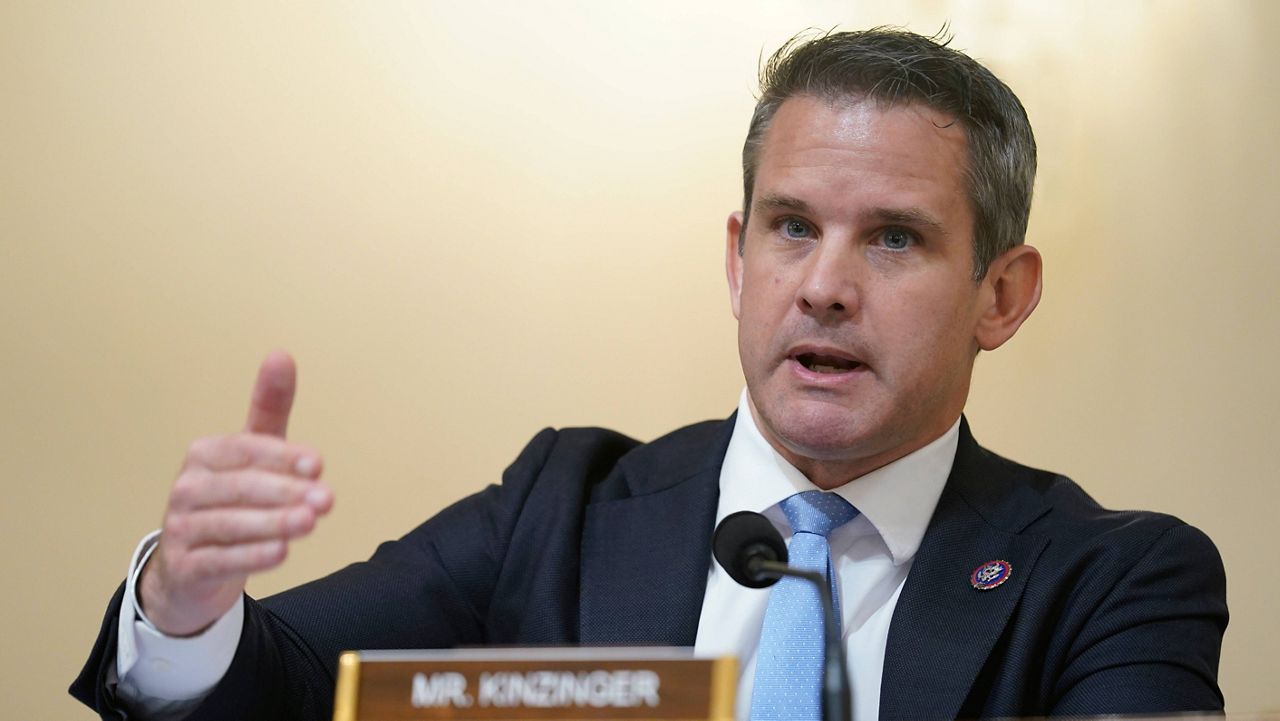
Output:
776,428,872,462
748,386,883,451
761,408,880,462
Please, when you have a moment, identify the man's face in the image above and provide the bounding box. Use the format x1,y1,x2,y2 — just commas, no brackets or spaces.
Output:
727,95,989,487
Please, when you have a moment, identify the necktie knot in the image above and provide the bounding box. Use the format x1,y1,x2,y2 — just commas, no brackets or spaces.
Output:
780,490,857,538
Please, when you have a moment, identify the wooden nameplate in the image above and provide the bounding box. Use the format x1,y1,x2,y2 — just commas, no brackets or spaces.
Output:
332,647,736,720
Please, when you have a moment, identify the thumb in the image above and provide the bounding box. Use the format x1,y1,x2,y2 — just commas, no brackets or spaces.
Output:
244,350,297,437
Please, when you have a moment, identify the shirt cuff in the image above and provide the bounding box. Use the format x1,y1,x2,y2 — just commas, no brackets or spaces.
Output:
116,530,244,702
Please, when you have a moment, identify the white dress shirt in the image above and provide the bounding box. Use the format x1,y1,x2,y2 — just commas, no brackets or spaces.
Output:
117,391,958,720
113,530,242,719
695,391,958,721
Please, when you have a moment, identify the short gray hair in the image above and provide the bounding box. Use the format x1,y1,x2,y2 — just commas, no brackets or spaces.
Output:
740,28,1037,279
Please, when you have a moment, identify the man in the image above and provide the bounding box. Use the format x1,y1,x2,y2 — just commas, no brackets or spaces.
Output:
72,28,1227,720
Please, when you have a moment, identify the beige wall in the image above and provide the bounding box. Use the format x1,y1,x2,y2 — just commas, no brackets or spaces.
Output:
2,2,1276,717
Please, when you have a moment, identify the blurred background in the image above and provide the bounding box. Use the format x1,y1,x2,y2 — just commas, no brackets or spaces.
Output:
2,1,1276,717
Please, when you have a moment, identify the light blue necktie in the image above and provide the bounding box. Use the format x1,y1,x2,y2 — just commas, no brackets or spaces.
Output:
749,491,859,721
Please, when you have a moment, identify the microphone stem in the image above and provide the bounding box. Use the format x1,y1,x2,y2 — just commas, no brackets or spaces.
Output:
752,559,852,721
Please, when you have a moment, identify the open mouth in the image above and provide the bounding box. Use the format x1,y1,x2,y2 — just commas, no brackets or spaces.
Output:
795,352,862,374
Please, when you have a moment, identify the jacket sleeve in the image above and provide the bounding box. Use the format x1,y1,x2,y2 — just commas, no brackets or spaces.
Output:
1049,522,1228,713
69,428,564,721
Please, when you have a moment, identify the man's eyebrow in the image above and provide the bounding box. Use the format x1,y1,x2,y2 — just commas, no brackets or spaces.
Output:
865,207,949,235
754,194,950,235
754,193,813,214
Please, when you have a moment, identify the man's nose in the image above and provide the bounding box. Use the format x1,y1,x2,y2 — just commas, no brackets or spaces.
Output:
796,242,859,321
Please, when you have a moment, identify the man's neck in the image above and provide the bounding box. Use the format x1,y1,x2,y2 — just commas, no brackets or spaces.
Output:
745,397,962,490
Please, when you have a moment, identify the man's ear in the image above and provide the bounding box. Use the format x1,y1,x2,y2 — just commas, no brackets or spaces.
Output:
725,211,745,321
975,244,1043,351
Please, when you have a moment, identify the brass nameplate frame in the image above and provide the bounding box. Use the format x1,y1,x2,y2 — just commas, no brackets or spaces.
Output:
332,647,736,720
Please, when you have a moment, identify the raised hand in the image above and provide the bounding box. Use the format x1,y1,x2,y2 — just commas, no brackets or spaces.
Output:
138,351,334,636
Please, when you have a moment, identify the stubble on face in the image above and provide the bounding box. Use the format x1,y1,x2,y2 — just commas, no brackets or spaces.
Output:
729,95,985,489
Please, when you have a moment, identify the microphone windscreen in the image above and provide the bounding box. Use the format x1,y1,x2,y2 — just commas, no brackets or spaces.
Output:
712,511,788,589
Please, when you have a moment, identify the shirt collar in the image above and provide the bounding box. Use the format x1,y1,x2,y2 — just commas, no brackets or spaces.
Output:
717,389,958,566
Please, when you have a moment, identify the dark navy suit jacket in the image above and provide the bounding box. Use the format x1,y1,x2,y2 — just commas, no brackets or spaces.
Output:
71,417,1227,719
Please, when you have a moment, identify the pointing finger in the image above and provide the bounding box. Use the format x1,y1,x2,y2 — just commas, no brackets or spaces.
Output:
245,351,296,438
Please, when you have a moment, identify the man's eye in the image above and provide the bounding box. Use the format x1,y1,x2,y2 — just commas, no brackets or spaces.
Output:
881,227,915,250
781,219,813,239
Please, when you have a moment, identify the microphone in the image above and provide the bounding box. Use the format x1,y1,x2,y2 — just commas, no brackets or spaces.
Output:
712,511,852,721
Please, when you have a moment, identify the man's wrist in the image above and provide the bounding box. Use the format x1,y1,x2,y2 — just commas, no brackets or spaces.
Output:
124,595,244,701
115,530,244,704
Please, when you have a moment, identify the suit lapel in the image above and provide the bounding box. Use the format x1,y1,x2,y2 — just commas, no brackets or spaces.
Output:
880,421,1051,721
576,414,1053,716
578,419,732,646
